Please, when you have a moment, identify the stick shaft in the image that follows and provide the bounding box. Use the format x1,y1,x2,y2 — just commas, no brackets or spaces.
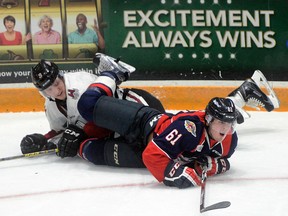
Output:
0,149,57,162
200,179,231,213
200,180,206,212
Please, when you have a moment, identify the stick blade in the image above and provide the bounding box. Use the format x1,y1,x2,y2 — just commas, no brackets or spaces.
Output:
200,201,231,213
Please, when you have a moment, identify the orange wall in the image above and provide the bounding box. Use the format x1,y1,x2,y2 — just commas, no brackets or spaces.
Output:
0,86,287,112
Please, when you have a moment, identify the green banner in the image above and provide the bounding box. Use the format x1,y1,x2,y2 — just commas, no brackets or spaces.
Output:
0,0,287,83
102,0,288,80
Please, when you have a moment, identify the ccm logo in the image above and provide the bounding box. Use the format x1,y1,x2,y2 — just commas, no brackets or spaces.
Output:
114,144,119,165
168,162,180,177
65,129,80,137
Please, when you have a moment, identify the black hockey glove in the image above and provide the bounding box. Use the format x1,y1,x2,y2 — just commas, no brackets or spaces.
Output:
57,124,87,158
20,133,57,154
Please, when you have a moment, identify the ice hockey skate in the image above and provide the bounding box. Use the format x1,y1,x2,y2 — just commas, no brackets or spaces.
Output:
93,53,136,84
229,70,280,112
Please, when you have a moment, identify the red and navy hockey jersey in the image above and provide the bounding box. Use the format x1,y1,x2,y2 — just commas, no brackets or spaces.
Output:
143,110,238,182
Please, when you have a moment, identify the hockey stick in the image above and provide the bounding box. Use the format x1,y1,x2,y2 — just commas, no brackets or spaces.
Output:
200,171,231,213
0,149,58,162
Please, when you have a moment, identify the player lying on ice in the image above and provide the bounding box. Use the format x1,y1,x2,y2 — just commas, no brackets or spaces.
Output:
75,56,280,188
20,53,165,168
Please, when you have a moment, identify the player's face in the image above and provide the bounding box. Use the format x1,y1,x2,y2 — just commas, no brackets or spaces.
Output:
43,77,66,100
208,119,233,142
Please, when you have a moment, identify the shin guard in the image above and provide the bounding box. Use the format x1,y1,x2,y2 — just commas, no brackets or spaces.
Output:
104,137,145,168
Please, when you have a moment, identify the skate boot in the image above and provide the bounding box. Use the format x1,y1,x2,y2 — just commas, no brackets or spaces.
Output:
229,70,280,112
93,53,135,84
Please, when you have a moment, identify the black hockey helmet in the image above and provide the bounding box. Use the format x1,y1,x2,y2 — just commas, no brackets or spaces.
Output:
205,97,237,123
31,60,60,91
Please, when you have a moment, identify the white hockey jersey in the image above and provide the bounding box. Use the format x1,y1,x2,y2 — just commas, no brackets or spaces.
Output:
43,71,149,144
44,71,98,142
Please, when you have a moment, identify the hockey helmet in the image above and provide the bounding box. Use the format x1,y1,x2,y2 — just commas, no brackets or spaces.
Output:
205,97,237,124
31,60,60,91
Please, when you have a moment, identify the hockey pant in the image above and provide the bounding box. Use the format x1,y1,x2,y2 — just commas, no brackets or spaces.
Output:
93,96,162,145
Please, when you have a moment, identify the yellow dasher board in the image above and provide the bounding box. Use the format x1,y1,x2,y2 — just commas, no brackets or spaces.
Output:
29,0,63,60
0,0,28,60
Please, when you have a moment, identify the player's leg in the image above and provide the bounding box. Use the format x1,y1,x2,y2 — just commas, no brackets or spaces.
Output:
78,53,136,122
228,70,280,112
93,96,161,145
78,137,145,168
93,53,135,85
93,53,165,112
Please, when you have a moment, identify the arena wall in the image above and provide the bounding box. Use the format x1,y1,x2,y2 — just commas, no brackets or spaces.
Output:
0,81,287,112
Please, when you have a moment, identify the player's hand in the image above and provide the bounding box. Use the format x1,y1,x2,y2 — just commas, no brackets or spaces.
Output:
163,161,202,188
57,125,86,158
20,133,47,154
195,156,230,177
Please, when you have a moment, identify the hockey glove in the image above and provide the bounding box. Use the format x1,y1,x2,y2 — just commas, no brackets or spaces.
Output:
195,156,230,177
57,125,87,158
163,161,202,189
20,133,54,154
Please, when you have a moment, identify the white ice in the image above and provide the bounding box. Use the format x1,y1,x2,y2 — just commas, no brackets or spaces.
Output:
0,111,287,216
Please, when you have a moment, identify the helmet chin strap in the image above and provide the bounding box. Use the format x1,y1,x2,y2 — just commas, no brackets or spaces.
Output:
207,127,227,143
204,117,217,141
204,128,222,145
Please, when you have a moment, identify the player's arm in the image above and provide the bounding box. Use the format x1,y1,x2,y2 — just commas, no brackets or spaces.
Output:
55,121,112,159
20,105,62,154
193,156,231,177
163,155,231,188
143,124,203,188
192,133,237,177
56,124,87,158
143,142,203,189
20,131,58,154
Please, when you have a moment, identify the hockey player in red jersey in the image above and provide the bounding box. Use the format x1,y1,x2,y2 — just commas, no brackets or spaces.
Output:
20,53,165,168
77,68,280,188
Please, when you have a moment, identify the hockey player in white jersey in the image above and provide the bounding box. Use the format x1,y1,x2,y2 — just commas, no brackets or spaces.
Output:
20,54,165,168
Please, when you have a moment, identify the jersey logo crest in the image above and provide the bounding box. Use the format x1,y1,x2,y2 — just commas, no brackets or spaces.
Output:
184,120,196,137
68,88,79,99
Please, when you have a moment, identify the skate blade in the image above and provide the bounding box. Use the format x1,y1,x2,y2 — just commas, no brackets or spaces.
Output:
251,70,280,109
116,59,136,73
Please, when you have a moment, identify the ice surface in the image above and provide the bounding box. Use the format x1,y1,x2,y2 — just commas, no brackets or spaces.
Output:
0,111,287,216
